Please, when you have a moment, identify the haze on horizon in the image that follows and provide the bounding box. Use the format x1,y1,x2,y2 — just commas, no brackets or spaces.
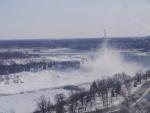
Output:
0,0,150,39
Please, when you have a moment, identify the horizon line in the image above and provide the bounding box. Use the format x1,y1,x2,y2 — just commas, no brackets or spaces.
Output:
0,35,150,41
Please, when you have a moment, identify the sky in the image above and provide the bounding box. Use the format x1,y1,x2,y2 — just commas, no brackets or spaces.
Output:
0,0,150,39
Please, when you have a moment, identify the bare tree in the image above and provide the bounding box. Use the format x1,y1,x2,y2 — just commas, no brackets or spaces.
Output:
124,80,132,97
135,71,143,84
55,94,66,113
97,79,109,107
36,95,53,113
68,91,78,113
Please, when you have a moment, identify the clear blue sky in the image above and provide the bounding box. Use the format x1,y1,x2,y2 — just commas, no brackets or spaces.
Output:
0,0,150,39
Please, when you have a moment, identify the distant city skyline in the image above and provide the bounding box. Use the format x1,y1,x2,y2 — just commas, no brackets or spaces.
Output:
0,0,150,39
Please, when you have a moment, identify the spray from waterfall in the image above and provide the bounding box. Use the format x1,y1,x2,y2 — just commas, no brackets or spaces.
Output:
81,30,145,77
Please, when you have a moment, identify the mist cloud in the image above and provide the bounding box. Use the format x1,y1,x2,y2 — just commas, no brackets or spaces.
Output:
82,46,145,77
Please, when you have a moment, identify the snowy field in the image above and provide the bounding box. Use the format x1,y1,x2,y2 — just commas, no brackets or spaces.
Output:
0,88,70,113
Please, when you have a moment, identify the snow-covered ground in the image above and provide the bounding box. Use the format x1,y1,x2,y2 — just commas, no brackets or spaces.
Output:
0,71,147,113
0,88,70,113
0,47,149,113
0,70,93,113
0,70,98,94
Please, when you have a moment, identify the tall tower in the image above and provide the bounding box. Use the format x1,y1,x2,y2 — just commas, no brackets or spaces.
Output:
102,29,108,47
104,29,107,38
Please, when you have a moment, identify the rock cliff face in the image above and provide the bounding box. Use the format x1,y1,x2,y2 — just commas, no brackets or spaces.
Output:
0,60,80,75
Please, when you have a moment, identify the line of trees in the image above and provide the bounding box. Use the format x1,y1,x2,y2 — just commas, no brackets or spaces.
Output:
33,70,150,113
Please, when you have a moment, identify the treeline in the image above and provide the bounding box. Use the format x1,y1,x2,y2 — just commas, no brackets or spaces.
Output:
0,61,80,75
33,70,150,113
0,37,150,50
